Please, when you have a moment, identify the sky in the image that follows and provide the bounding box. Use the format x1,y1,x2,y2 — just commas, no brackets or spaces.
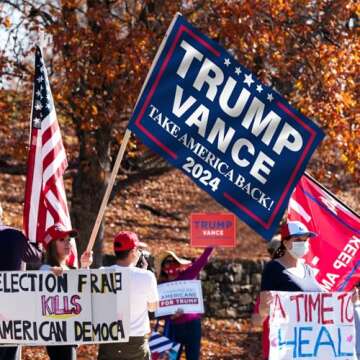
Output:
0,2,50,89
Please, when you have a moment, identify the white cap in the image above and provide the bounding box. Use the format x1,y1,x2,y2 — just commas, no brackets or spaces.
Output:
280,220,317,240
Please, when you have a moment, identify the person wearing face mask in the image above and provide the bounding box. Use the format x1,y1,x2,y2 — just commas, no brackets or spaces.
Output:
258,220,322,360
155,247,213,360
98,231,159,360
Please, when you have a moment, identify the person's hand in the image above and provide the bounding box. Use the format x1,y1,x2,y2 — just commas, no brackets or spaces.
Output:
251,313,263,328
171,308,184,320
259,291,274,317
159,353,170,360
351,287,360,304
80,250,93,269
140,255,148,269
263,291,274,306
51,266,64,276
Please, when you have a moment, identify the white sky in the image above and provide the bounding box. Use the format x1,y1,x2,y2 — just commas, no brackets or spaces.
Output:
0,2,50,89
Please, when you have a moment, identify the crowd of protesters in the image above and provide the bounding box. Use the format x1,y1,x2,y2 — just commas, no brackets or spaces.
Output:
0,200,359,360
0,202,212,360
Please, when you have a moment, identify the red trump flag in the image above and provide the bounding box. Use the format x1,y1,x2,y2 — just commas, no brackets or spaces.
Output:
23,47,78,267
288,173,360,291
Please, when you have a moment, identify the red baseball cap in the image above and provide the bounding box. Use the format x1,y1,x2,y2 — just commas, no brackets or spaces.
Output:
113,231,147,252
43,223,78,248
280,221,317,240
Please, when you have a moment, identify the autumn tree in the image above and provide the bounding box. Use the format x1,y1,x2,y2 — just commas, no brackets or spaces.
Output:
0,0,358,264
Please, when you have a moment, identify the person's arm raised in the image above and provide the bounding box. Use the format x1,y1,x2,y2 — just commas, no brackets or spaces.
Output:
177,247,214,280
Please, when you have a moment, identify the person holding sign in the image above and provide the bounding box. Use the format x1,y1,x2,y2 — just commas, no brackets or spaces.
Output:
0,204,42,360
251,236,281,329
259,220,322,360
40,223,92,360
155,247,213,360
98,231,159,360
0,204,42,272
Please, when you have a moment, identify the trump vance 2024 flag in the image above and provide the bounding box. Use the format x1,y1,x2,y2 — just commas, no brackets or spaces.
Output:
128,14,324,239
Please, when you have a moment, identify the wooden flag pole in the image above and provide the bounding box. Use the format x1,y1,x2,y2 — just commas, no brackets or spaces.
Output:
86,128,131,252
86,13,181,252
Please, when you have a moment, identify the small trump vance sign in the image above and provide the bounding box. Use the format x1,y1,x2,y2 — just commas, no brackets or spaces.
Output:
190,213,236,248
128,14,324,239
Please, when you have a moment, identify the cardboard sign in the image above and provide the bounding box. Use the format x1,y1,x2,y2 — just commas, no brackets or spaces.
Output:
269,291,355,359
0,269,130,345
155,280,204,317
128,13,324,239
190,212,236,247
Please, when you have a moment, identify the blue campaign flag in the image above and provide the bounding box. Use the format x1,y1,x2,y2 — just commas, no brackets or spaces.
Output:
128,13,324,240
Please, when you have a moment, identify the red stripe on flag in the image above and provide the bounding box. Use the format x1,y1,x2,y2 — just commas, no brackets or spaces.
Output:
42,118,60,146
36,191,47,244
43,159,68,195
42,139,64,171
23,130,38,238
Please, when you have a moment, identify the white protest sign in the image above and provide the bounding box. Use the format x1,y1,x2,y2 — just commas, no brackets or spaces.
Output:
0,269,130,345
269,291,355,360
155,280,204,317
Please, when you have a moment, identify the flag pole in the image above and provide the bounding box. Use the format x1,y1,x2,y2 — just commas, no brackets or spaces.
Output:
86,13,182,252
304,172,360,218
86,129,131,252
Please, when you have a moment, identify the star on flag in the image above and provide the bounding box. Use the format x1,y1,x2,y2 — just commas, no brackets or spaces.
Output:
243,73,254,87
35,101,42,111
36,76,44,83
224,58,231,66
256,84,263,93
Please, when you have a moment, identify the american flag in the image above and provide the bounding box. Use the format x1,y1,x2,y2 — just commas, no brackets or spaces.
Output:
23,46,78,267
149,332,180,359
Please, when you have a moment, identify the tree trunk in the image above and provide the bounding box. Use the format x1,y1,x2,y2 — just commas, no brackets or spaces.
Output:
71,127,112,267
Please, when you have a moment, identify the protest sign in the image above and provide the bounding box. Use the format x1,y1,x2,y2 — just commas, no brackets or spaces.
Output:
128,13,324,239
155,280,204,317
288,174,360,292
190,212,236,247
269,291,354,359
0,269,130,345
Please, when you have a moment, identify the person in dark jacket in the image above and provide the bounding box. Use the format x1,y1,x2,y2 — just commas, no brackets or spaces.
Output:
0,204,42,360
259,220,322,360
